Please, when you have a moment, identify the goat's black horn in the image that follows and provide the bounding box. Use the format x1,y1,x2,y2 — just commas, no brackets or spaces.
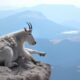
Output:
29,23,32,29
27,22,32,29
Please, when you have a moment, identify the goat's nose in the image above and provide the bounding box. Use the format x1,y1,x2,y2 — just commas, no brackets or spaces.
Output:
34,41,36,44
32,41,36,45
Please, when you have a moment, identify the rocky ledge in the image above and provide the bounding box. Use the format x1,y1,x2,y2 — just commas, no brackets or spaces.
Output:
0,59,51,80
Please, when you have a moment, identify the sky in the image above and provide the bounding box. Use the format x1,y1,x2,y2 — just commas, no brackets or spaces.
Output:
0,0,80,9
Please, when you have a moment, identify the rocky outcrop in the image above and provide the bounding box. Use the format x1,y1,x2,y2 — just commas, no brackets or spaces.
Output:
0,58,51,80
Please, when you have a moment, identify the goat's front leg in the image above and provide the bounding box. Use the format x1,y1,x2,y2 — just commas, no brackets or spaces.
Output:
24,48,46,57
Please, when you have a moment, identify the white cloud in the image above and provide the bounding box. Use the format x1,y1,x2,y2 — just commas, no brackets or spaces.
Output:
61,30,80,35
50,39,62,44
0,0,80,8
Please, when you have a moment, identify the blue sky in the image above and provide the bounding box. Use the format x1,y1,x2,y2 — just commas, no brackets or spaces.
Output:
0,0,80,9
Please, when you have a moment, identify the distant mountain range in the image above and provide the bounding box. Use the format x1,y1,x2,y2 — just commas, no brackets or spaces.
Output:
0,5,80,38
29,5,80,29
0,10,72,39
1,4,80,26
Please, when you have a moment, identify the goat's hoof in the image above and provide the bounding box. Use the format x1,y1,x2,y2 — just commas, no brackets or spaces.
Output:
40,53,46,56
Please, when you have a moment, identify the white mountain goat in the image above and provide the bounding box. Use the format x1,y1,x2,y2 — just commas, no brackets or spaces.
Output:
0,23,46,67
0,23,37,67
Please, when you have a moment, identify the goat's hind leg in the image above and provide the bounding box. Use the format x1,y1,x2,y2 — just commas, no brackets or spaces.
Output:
4,46,17,68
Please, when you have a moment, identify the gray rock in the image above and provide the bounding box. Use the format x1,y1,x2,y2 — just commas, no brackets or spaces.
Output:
0,60,51,80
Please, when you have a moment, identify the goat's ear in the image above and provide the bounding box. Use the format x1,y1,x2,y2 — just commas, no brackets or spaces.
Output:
24,28,27,32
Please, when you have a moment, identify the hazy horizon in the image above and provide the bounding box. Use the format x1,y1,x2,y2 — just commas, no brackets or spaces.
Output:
0,0,80,10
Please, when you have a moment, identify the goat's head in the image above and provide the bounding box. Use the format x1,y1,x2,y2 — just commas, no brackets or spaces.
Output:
23,22,36,45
